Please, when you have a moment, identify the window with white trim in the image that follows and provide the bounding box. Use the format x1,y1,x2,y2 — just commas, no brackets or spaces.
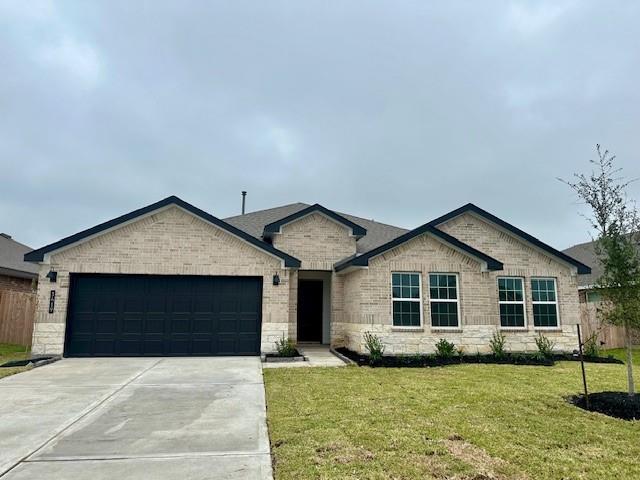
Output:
392,273,422,327
498,277,526,328
429,273,459,328
531,278,559,327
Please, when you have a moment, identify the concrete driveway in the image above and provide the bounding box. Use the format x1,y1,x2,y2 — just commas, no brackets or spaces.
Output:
0,357,272,479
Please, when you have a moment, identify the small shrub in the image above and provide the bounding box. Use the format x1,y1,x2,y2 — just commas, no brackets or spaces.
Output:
583,332,600,357
534,333,555,359
363,331,385,365
435,338,456,359
274,335,297,357
489,331,507,359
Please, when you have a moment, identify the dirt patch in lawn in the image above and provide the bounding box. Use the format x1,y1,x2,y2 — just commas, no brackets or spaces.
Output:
444,434,528,480
313,441,375,465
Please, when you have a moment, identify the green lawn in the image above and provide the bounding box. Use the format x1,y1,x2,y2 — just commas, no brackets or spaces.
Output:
602,347,640,365
0,343,31,379
264,362,640,480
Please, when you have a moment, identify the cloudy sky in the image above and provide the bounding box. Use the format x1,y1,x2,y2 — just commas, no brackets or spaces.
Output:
1,1,639,251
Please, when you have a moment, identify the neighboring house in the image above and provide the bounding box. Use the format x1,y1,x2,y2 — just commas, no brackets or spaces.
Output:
0,233,38,345
24,196,590,357
563,238,640,347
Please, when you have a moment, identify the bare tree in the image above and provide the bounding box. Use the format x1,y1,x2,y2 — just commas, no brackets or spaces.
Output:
560,145,640,397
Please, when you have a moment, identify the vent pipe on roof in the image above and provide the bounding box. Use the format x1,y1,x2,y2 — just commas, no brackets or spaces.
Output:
0,233,11,239
241,191,247,215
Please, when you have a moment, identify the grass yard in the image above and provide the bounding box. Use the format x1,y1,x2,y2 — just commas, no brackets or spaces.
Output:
603,347,640,365
264,362,640,480
0,343,31,379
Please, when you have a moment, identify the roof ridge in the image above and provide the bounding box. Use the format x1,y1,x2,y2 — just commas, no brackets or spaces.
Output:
224,202,310,220
336,210,408,231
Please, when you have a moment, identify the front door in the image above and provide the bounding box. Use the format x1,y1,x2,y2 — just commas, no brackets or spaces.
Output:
297,280,323,342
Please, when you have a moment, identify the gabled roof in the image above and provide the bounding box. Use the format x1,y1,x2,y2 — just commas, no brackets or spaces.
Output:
24,196,301,268
0,234,38,279
224,203,407,253
429,203,591,275
335,223,503,272
262,203,367,239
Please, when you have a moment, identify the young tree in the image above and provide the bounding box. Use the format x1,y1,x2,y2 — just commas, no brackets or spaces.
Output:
561,145,640,397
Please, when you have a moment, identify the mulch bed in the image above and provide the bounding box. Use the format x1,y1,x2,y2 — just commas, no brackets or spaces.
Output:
336,347,624,368
264,349,304,362
570,392,640,421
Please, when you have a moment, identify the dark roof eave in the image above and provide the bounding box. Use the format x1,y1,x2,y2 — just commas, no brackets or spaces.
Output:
263,203,367,238
0,266,38,280
24,196,301,268
428,203,591,275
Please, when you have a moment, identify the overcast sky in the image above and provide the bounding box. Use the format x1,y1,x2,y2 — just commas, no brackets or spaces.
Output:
1,1,639,251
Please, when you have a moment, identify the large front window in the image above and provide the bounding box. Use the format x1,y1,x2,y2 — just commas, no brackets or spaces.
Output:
498,277,526,328
392,273,422,327
429,274,459,328
531,278,559,327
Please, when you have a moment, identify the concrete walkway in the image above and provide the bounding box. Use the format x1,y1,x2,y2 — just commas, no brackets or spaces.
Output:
0,357,272,479
263,345,347,368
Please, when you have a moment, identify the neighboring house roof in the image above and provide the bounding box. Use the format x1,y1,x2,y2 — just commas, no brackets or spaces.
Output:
563,236,640,288
262,203,367,239
0,233,39,279
224,203,409,253
24,196,301,268
335,223,504,272
428,203,592,275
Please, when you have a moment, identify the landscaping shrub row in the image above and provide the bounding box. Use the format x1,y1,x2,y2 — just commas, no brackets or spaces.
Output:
336,347,623,368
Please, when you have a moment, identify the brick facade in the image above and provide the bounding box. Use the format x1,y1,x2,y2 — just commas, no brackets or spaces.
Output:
272,213,356,270
31,206,291,355
334,213,580,354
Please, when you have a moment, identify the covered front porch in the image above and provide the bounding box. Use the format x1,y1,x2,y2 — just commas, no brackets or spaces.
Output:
290,270,333,346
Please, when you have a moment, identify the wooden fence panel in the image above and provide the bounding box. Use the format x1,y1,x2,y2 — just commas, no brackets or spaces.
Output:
0,290,36,346
579,303,627,349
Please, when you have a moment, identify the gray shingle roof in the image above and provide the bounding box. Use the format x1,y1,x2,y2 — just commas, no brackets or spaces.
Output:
563,236,640,288
0,234,39,278
224,203,409,254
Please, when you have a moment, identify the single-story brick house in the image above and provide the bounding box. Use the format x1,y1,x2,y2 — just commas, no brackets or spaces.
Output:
25,196,590,357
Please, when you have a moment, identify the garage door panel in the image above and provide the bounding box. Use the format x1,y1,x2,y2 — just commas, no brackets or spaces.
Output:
193,317,214,334
192,339,213,355
144,316,165,335
93,339,117,356
65,275,262,357
239,318,259,333
237,336,260,355
123,297,145,313
193,296,213,313
95,316,118,334
142,340,164,356
119,339,142,355
71,314,95,334
122,317,143,334
94,297,118,313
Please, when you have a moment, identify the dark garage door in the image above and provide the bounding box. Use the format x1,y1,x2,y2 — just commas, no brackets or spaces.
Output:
65,274,262,357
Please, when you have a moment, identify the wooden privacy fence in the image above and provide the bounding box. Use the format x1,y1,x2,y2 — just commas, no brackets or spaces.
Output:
0,290,36,346
579,303,627,349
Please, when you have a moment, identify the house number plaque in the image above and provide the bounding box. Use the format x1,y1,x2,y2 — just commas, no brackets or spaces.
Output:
49,290,55,314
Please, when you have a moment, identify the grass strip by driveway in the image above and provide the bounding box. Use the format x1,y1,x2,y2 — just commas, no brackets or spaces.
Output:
0,343,31,379
264,362,640,479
